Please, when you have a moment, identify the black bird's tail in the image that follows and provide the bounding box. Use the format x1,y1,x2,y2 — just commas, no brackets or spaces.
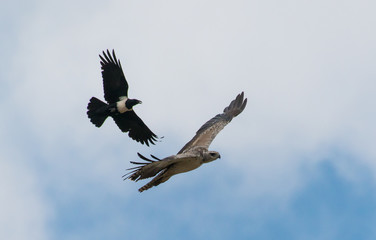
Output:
87,97,109,127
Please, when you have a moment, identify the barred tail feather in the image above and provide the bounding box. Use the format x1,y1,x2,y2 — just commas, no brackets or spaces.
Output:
138,171,171,192
139,181,155,192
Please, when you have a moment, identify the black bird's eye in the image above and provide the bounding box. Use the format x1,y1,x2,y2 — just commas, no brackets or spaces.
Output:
210,153,217,157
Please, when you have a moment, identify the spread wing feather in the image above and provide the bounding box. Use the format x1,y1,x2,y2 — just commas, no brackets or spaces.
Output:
123,152,197,182
112,111,158,146
100,49,129,103
178,92,247,154
123,153,177,181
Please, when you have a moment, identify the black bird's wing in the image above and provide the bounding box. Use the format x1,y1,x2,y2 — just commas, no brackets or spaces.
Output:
99,49,129,104
178,92,247,154
112,111,158,146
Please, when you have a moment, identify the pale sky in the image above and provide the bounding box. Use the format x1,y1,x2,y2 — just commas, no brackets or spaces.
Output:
1,0,376,239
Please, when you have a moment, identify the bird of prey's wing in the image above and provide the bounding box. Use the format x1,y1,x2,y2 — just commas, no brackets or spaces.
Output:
99,49,129,104
112,111,158,146
178,92,247,154
124,153,178,181
123,152,200,191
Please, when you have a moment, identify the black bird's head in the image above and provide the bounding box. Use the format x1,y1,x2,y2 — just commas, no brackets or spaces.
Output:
126,99,142,109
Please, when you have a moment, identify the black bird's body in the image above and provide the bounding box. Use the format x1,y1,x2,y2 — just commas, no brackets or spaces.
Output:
87,50,158,146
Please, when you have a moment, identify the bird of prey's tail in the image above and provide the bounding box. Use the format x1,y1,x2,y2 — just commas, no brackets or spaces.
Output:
87,97,109,127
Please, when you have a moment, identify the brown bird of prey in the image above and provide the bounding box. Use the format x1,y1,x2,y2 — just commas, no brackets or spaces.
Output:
123,92,247,192
87,49,158,146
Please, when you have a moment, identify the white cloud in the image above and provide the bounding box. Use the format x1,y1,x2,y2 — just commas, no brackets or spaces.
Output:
5,0,376,190
0,149,52,240
2,0,376,238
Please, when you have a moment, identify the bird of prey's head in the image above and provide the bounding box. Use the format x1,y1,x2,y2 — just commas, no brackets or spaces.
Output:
203,151,221,163
126,99,142,109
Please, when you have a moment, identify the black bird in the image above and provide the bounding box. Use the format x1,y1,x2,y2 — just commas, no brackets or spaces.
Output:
87,49,158,146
